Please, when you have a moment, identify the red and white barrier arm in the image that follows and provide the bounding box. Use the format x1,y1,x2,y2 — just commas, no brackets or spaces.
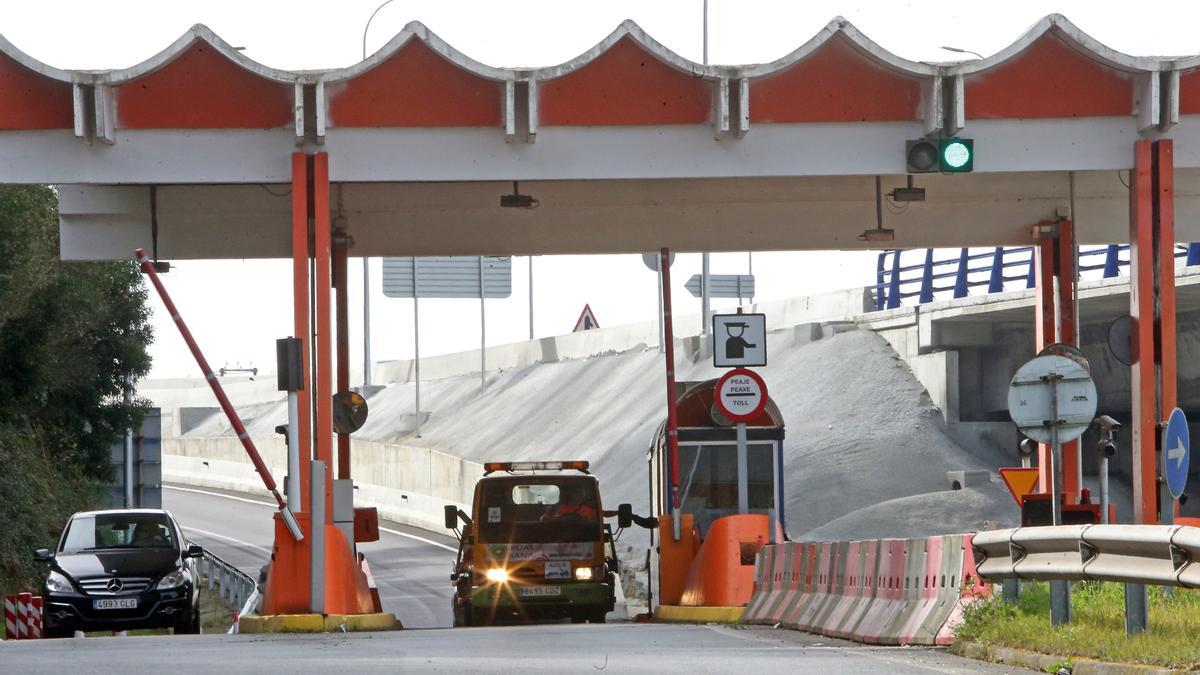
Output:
135,249,302,541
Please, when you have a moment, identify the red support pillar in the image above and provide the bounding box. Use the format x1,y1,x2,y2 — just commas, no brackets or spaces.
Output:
1129,139,1158,524
1033,227,1056,494
1031,218,1081,501
333,235,351,480
313,152,334,522
290,153,312,506
1056,218,1080,504
1156,141,1178,521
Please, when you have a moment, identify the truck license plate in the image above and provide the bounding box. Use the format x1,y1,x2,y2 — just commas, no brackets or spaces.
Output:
518,585,561,597
93,598,138,610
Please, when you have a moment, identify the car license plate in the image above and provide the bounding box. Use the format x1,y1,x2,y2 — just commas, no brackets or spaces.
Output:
93,598,138,610
544,561,570,580
518,585,561,597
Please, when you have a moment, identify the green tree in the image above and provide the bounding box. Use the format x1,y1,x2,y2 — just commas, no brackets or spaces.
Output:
0,185,153,594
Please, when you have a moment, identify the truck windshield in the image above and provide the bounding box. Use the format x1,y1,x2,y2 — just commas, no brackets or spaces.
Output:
60,513,177,553
477,478,601,544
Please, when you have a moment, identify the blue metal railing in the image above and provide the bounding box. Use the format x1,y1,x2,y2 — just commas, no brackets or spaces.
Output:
874,244,1200,311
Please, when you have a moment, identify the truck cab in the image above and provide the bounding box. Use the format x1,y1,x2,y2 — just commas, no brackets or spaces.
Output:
445,461,625,626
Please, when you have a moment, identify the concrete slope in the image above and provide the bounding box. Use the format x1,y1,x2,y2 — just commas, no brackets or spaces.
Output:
177,326,1007,540
801,486,1017,542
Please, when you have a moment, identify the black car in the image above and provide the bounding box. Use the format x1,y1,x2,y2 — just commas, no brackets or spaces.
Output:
35,509,203,637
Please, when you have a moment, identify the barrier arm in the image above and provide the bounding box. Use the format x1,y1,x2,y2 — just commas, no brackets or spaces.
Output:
135,249,303,541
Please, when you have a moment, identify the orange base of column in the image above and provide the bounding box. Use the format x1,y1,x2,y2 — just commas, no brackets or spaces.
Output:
260,512,375,615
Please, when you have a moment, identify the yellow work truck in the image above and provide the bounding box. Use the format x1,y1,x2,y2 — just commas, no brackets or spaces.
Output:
444,461,632,626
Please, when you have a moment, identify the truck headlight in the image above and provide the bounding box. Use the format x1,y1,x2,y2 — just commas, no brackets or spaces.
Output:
574,567,594,581
156,570,187,590
46,571,73,594
485,568,509,583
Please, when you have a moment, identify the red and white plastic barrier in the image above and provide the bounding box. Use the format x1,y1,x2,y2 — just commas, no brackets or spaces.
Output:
742,533,990,645
4,593,42,640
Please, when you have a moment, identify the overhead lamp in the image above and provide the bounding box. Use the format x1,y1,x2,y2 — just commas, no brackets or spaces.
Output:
500,181,539,208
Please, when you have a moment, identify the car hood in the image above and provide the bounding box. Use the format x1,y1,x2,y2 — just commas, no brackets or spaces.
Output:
54,550,180,579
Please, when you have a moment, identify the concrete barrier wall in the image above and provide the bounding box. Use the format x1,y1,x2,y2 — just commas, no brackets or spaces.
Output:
163,437,479,533
741,533,991,645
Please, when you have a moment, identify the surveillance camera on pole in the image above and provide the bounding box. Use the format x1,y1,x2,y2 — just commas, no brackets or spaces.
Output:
1092,415,1122,524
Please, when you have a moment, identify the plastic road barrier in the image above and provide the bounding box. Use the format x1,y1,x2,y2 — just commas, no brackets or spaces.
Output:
4,593,42,640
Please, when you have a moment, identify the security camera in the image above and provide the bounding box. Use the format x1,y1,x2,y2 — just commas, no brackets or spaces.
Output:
1018,437,1038,458
1098,440,1117,458
1094,415,1122,432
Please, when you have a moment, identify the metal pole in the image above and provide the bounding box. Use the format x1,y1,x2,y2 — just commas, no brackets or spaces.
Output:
363,258,371,386
656,258,665,353
1126,583,1148,634
701,253,711,343
479,257,486,389
1099,453,1110,524
1048,373,1071,626
528,256,534,341
287,392,301,511
736,422,748,514
748,252,753,305
124,373,134,508
310,459,326,614
660,248,682,541
413,257,421,437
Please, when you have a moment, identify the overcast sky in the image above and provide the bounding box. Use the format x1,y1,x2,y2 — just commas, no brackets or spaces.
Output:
7,1,1199,379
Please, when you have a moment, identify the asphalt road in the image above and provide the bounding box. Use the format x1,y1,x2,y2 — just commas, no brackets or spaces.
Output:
162,484,459,629
1,622,1026,674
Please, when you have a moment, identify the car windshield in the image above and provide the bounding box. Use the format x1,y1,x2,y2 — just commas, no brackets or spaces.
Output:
60,513,176,553
477,477,601,544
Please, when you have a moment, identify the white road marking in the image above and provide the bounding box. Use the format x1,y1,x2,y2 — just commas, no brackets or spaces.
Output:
181,526,271,555
165,484,275,508
165,484,457,553
378,526,458,553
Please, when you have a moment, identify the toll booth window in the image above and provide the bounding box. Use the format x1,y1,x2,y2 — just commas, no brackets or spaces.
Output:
678,443,775,536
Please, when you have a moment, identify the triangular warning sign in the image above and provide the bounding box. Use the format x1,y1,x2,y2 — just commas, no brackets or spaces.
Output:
573,304,599,332
999,467,1041,507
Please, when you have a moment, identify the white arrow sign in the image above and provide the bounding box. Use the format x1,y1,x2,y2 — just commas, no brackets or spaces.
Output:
1169,439,1187,469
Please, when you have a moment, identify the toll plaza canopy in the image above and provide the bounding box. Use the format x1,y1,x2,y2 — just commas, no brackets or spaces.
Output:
1,13,1198,258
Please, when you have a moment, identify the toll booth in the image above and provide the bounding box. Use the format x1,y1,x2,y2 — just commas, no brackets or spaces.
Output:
646,379,785,611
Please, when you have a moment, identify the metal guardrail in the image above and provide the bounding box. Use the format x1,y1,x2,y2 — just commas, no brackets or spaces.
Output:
972,524,1200,588
873,244,1200,311
198,550,259,616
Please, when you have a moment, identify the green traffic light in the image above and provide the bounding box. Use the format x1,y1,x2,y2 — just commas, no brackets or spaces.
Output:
939,138,973,172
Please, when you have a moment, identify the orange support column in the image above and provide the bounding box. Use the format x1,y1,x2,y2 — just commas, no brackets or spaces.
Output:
313,152,335,521
1155,140,1178,521
333,236,351,480
1129,140,1158,524
1031,218,1080,501
290,152,312,506
1056,218,1080,503
1032,229,1056,494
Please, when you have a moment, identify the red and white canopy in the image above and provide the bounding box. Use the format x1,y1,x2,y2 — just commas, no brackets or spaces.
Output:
1,15,1196,258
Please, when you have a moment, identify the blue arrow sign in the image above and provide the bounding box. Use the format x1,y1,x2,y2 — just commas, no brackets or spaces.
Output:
1162,407,1190,500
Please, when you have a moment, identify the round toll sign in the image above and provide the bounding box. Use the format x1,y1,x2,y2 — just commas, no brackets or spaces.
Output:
714,368,768,423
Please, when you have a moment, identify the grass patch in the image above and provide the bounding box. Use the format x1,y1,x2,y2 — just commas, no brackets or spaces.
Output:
956,581,1200,670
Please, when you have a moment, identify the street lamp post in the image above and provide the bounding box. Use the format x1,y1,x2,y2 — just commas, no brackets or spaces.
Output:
359,0,403,387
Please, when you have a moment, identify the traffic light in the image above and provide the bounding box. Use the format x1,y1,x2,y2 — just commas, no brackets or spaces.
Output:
906,138,974,173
